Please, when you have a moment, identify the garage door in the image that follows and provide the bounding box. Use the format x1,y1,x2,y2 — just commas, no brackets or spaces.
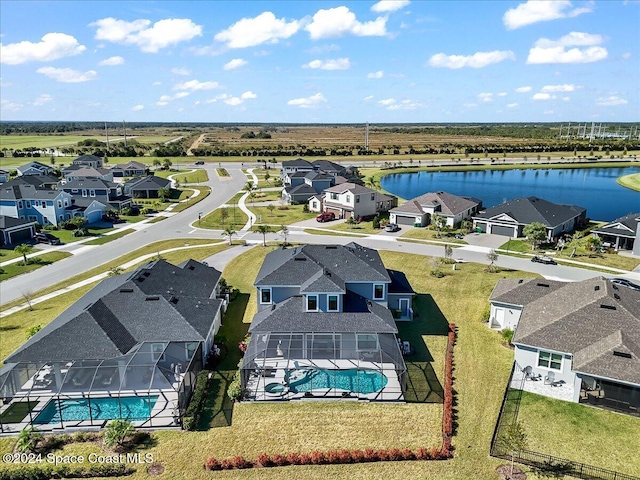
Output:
85,210,103,224
9,228,33,244
476,222,487,233
326,207,341,218
396,215,415,225
491,225,515,237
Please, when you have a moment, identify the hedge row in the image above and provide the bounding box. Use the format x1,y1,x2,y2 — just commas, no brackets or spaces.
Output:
204,323,458,471
0,463,133,480
182,370,212,431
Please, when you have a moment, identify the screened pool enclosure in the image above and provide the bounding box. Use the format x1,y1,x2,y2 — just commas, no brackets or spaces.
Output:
241,332,407,401
0,341,202,433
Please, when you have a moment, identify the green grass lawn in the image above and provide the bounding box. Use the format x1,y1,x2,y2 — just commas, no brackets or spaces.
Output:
171,186,211,213
43,226,114,244
82,228,134,245
0,247,42,262
517,391,640,476
400,228,468,244
498,239,533,253
199,206,248,229
247,190,281,202
326,219,384,235
0,252,72,280
154,169,209,183
617,172,640,191
250,204,316,225
217,168,230,177
303,228,368,237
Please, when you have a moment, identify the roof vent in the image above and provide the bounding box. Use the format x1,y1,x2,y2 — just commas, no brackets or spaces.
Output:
518,279,524,284
143,271,151,277
600,304,616,310
119,288,134,293
614,293,621,300
137,277,145,282
612,284,618,290
188,265,195,270
594,285,600,291
536,283,550,288
169,296,179,304
145,296,160,301
613,350,632,359
326,246,338,249
294,257,306,261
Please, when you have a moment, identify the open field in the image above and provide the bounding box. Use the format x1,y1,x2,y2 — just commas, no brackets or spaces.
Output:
617,172,640,191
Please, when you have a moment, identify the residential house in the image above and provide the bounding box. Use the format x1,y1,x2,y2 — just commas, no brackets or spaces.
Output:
390,191,482,228
3,175,59,190
280,158,314,181
0,259,224,432
0,215,37,246
110,161,147,178
61,178,132,214
592,212,640,254
472,196,586,239
71,154,104,168
282,171,335,204
16,161,55,177
311,159,345,177
489,276,640,414
124,175,172,199
0,170,9,184
0,184,74,226
314,183,397,219
241,243,414,401
62,166,113,183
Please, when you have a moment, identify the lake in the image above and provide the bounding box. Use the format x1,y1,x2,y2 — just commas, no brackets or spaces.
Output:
380,167,640,222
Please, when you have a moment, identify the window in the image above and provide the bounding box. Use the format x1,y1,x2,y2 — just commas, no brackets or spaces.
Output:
328,295,338,311
26,201,31,208
57,201,62,208
374,284,384,299
90,189,95,197
28,216,36,222
357,334,378,351
330,193,338,200
18,201,23,209
538,351,562,370
346,195,351,203
355,196,360,203
312,201,318,209
260,288,271,304
82,189,87,197
307,295,318,311
371,193,375,201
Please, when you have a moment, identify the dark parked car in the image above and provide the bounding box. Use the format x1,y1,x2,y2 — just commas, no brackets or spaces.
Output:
195,160,205,165
531,255,557,265
611,278,640,291
34,232,61,245
316,211,336,222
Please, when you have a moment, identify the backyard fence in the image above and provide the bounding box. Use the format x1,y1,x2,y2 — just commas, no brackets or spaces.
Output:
490,362,640,480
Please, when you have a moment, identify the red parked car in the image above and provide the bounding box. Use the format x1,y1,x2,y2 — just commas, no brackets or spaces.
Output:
316,211,336,222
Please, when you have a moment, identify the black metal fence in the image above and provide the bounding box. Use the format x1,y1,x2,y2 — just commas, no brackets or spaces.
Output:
490,362,640,480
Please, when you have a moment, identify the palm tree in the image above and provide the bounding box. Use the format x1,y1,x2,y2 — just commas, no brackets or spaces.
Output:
162,158,173,170
365,176,380,190
280,225,289,246
158,187,170,202
267,204,276,218
153,159,162,170
15,244,33,266
254,225,271,247
222,227,236,245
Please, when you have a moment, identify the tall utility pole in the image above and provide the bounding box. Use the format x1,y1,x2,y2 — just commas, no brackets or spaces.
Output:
365,122,369,152
123,120,127,147
105,122,110,154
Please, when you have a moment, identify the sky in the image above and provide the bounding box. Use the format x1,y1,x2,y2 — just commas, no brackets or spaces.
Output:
0,0,638,123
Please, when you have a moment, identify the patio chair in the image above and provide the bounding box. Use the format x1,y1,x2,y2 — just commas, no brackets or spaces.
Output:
523,366,541,381
544,371,556,385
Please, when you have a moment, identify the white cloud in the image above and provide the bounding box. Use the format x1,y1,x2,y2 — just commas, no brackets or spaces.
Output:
241,91,257,99
478,92,494,103
174,92,190,99
90,17,202,53
532,92,554,100
1,99,23,111
36,67,97,83
497,92,507,97
173,80,220,91
541,84,578,92
132,104,144,111
367,70,384,79
223,58,248,70
507,103,519,108
98,56,124,66
515,86,532,93
428,50,515,69
363,95,374,101
156,91,190,106
305,6,387,39
387,99,420,110
171,67,191,76
527,31,607,64
378,98,396,106
215,12,301,48
303,58,351,70
152,81,162,86
371,0,411,12
224,97,243,106
503,0,593,30
463,103,478,108
287,92,327,108
33,94,53,106
596,95,628,106
1,33,86,65
622,52,632,59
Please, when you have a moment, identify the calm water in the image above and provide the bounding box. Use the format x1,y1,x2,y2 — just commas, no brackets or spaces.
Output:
381,167,640,222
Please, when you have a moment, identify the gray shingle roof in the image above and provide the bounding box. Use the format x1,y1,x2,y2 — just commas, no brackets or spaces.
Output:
0,184,66,201
282,158,313,168
300,270,346,293
324,182,378,195
3,175,59,189
62,178,116,190
392,191,481,217
489,278,565,306
0,215,36,229
125,175,171,190
592,212,640,238
312,159,345,174
509,277,640,386
474,196,586,228
249,293,397,334
5,259,222,364
284,184,318,196
387,269,414,294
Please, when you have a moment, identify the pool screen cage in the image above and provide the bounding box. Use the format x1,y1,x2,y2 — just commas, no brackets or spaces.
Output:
0,341,203,433
241,332,406,401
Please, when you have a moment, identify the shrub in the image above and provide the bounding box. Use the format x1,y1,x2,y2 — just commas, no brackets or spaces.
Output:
326,449,340,463
387,448,403,461
204,458,221,471
286,452,301,465
103,419,134,448
16,427,42,453
338,449,353,464
310,450,326,464
400,448,415,460
350,449,365,462
227,379,243,401
298,453,312,465
183,370,212,430
230,455,250,469
220,459,232,470
363,448,377,461
255,453,273,467
501,328,514,345
271,454,288,466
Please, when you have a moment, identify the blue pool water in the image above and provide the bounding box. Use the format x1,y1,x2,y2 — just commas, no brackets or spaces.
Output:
287,369,388,394
33,396,158,424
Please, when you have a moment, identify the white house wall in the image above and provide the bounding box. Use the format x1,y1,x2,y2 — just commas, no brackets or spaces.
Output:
514,344,576,392
489,303,521,330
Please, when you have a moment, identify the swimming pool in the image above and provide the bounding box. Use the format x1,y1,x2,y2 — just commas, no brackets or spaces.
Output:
287,369,387,394
33,396,158,424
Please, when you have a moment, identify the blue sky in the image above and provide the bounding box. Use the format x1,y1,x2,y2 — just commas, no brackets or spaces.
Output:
1,0,638,123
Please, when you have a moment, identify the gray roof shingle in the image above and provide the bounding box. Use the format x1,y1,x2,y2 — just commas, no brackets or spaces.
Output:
474,196,586,227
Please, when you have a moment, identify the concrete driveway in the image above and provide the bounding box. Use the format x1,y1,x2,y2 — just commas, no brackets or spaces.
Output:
463,232,507,250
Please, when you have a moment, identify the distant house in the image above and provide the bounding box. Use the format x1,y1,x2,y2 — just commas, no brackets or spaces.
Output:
592,212,640,254
390,191,482,227
241,243,414,401
62,166,113,183
3,175,59,190
124,175,172,199
489,276,640,414
0,184,74,226
311,159,346,177
315,183,397,219
110,161,147,178
0,259,224,433
61,178,132,216
472,196,586,239
71,154,104,168
0,170,9,184
280,158,314,181
0,215,37,246
16,161,55,177
282,171,336,204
